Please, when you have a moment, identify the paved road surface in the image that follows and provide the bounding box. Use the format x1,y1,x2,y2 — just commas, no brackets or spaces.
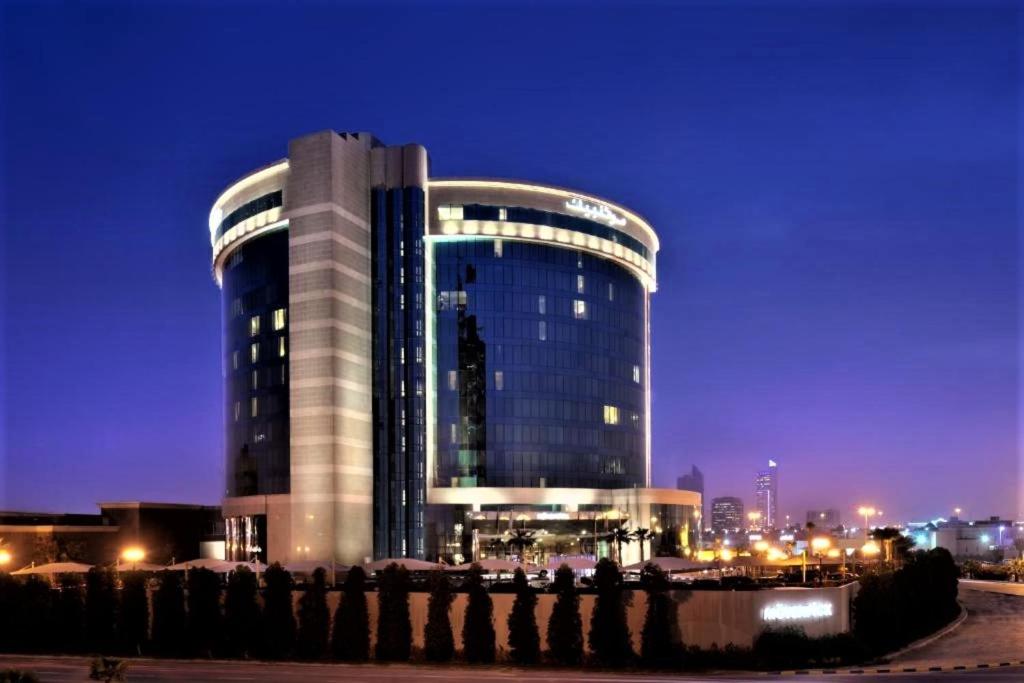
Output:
890,583,1024,670
2,655,1024,683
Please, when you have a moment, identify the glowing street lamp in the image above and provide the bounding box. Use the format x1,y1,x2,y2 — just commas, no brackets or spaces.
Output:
0,549,11,567
861,541,881,557
121,546,146,570
857,506,879,541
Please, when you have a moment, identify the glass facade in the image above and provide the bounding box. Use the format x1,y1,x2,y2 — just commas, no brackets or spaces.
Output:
433,238,646,489
371,186,427,559
214,190,283,242
222,229,289,498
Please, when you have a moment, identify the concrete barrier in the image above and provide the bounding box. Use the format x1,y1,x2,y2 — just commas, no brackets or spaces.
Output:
308,582,857,652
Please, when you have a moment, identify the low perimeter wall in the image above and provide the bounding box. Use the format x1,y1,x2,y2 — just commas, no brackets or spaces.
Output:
303,583,856,652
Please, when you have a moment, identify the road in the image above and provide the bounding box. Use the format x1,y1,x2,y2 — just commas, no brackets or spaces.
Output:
2,655,1024,683
889,583,1024,670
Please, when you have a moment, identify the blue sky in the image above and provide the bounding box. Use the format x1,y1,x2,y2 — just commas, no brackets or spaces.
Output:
1,0,1019,523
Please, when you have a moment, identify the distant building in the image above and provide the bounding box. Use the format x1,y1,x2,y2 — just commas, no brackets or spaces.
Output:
677,466,705,531
807,509,841,528
924,516,1017,558
711,497,744,534
0,502,222,567
755,460,779,530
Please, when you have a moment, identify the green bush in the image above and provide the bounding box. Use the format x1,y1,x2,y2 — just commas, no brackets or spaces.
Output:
296,567,330,660
424,570,455,662
224,566,261,658
588,558,633,666
507,568,540,665
546,564,583,665
753,627,866,670
0,573,22,653
640,563,679,667
85,568,117,653
332,566,370,661
54,574,86,653
461,564,495,663
261,564,296,659
151,571,187,657
853,547,959,657
118,571,149,655
375,563,412,661
186,567,222,657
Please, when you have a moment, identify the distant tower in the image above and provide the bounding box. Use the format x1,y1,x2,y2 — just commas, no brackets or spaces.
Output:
710,497,744,534
754,460,778,530
677,465,705,531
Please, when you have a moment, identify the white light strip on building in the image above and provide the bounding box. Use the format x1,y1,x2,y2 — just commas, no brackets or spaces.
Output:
209,160,290,242
427,179,659,251
761,601,834,622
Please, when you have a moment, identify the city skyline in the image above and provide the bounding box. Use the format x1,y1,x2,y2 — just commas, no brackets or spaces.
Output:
2,2,1019,523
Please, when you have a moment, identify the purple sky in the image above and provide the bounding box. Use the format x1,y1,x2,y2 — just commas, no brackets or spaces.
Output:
1,1,1019,524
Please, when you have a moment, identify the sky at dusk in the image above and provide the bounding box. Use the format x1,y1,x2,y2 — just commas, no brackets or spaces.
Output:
1,0,1019,524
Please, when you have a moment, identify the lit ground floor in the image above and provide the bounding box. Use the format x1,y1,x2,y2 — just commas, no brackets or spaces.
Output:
223,486,701,566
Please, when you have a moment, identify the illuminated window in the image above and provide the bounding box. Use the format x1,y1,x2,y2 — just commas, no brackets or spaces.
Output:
450,423,458,444
494,371,504,391
277,336,286,357
272,308,286,330
538,295,546,315
249,315,260,337
415,380,424,397
250,342,259,363
251,397,258,418
577,275,585,293
538,321,547,341
437,204,464,220
498,208,507,220
448,370,458,390
633,364,641,383
416,346,423,364
573,299,587,320
251,370,258,390
494,239,503,258
603,405,620,425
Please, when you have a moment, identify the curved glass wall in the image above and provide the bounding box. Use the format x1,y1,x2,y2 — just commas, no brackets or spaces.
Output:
222,230,290,497
433,238,646,489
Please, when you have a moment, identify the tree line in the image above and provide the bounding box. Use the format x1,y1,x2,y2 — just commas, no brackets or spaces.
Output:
0,551,961,670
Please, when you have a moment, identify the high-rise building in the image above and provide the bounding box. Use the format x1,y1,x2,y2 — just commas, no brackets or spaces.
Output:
754,460,778,530
209,130,700,565
806,509,841,528
677,465,704,531
710,497,744,534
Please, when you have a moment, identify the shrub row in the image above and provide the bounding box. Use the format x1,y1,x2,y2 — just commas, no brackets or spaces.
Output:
0,551,961,670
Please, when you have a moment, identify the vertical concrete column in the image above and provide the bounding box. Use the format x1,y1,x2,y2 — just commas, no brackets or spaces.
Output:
286,131,375,565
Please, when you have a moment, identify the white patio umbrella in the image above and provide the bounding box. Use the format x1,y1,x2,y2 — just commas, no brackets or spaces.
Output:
624,557,703,573
12,561,93,575
284,559,342,574
168,558,268,573
444,558,524,573
119,561,168,572
547,557,597,571
363,557,443,572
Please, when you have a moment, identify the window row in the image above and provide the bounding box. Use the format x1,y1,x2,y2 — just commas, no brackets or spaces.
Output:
443,368,641,397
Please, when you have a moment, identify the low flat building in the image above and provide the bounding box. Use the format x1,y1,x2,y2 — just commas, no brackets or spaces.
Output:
0,502,222,569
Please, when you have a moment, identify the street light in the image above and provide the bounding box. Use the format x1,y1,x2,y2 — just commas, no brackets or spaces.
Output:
0,549,11,567
121,546,146,570
810,537,831,585
857,506,878,541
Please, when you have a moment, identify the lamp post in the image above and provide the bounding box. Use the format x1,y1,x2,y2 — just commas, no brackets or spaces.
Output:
857,506,877,542
811,537,831,585
121,546,146,571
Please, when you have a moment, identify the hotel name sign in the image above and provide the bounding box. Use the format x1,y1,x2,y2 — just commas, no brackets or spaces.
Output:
564,196,627,228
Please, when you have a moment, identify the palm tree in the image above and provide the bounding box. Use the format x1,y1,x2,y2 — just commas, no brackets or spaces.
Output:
608,527,634,564
631,528,655,563
507,529,536,561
